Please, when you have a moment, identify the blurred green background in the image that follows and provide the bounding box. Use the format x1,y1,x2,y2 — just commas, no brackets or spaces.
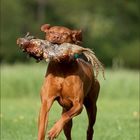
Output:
0,0,139,140
0,0,139,68
1,65,139,140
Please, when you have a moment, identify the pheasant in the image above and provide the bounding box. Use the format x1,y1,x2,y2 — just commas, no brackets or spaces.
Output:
17,33,105,79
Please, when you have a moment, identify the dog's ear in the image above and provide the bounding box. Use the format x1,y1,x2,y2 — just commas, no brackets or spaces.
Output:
41,24,51,32
72,29,82,44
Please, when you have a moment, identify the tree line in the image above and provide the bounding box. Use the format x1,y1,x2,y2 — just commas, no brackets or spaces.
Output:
0,0,139,68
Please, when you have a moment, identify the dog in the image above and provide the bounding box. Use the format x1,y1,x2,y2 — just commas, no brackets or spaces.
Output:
38,24,100,140
41,24,82,45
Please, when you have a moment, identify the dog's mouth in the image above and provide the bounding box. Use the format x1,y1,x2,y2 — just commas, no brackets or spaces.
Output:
48,38,61,44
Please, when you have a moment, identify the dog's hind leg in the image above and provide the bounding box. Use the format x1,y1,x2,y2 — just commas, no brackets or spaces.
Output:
85,103,97,140
62,108,73,140
84,80,100,140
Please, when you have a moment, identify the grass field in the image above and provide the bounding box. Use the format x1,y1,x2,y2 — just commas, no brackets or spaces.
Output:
1,64,139,140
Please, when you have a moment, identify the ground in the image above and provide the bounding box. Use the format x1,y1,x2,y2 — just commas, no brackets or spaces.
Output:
1,64,139,140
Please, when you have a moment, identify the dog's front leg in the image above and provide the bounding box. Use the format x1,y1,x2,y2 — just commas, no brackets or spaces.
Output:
38,98,54,140
48,100,83,140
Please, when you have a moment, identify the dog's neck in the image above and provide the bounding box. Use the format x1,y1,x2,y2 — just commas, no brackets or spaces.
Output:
46,59,79,76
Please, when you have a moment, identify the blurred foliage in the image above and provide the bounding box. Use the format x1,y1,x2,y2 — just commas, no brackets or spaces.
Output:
0,0,139,68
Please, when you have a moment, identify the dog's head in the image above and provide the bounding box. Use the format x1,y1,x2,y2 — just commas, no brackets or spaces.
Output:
41,24,82,45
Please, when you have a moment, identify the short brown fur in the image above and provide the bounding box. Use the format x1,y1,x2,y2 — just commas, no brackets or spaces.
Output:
37,24,100,140
41,24,82,45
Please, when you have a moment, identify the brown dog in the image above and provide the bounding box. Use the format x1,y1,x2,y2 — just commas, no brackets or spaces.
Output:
41,24,82,45
38,24,100,140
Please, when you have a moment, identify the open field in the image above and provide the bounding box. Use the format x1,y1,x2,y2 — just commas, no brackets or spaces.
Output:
1,64,139,140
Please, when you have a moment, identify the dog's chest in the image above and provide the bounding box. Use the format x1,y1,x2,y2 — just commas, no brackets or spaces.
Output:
53,76,77,109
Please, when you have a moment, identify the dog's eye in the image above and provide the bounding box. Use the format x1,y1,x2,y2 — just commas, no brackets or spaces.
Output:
63,33,69,36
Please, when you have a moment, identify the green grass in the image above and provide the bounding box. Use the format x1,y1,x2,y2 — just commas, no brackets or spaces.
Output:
1,64,139,140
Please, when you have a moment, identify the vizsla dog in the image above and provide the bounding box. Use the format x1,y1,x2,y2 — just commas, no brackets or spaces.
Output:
41,24,82,45
38,24,100,140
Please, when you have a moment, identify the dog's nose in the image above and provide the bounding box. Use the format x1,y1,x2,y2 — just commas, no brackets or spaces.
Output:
54,35,60,40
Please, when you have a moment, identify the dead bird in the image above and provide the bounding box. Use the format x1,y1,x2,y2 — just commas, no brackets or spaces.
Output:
17,34,105,78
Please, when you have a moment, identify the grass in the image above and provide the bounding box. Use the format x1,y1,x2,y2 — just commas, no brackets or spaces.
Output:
1,64,139,140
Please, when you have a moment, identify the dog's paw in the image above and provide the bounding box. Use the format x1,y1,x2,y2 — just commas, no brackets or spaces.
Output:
47,122,63,140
